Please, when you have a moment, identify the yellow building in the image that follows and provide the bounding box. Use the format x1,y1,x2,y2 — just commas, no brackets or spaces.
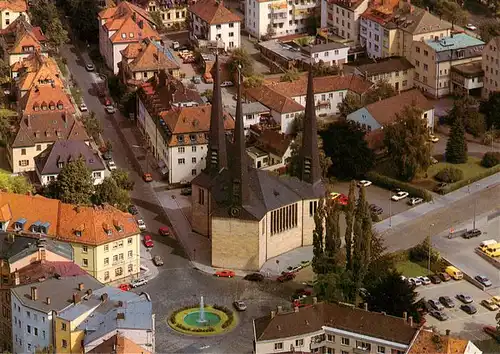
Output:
352,56,415,91
145,0,187,29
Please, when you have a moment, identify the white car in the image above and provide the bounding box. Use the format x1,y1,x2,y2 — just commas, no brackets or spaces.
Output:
221,81,233,87
408,197,423,206
465,24,477,31
85,63,95,71
137,219,146,231
358,180,372,187
428,134,439,143
391,191,409,201
130,278,148,288
409,277,422,287
105,105,116,114
106,160,117,171
79,103,88,112
418,276,431,285
233,300,247,311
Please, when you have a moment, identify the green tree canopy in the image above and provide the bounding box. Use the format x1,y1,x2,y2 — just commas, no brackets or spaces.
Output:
479,20,500,44
287,133,332,179
445,116,468,164
227,48,254,77
93,177,130,211
111,169,135,191
337,81,397,117
480,91,500,129
0,170,33,194
82,112,103,142
58,0,99,43
45,159,94,205
280,68,301,82
447,95,485,137
46,18,69,50
435,0,467,26
337,92,363,117
384,105,431,181
243,75,264,88
320,121,375,180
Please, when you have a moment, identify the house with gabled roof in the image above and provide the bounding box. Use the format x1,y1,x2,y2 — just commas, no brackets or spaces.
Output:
0,0,28,30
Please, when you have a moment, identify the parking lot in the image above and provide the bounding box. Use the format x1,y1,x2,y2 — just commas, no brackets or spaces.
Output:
416,280,498,341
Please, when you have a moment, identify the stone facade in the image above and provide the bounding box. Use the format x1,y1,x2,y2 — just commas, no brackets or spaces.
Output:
191,184,211,237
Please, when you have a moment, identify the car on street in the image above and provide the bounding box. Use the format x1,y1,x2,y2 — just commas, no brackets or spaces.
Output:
428,299,444,311
456,294,473,303
492,296,500,306
137,219,146,231
102,151,112,161
153,255,164,266
481,299,499,311
439,272,451,282
130,278,148,288
418,276,431,285
158,226,170,236
106,160,117,171
79,103,88,112
221,81,234,87
118,283,131,291
85,63,95,71
484,326,500,342
460,304,477,314
181,187,192,196
463,229,482,239
142,173,153,182
105,105,116,114
286,265,302,273
244,272,265,281
358,180,372,187
391,191,409,201
429,275,441,284
465,24,477,31
215,270,235,278
475,275,492,287
430,156,438,164
408,197,423,206
429,310,448,321
439,296,455,308
233,300,247,311
277,272,295,282
428,134,439,143
143,234,154,248
128,205,139,215
369,204,383,215
409,277,422,287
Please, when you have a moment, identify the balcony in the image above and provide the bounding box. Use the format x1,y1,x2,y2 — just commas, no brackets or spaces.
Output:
353,348,371,354
269,1,288,11
293,1,316,9
271,14,287,22
293,8,312,18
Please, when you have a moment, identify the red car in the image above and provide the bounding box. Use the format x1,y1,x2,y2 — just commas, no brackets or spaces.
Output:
215,270,235,278
277,272,295,282
143,234,154,248
338,194,348,206
142,173,153,182
158,226,170,236
118,283,131,291
484,326,500,342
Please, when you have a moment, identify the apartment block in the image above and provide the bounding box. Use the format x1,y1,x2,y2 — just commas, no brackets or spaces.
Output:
320,0,369,45
350,56,414,91
482,36,500,98
143,0,189,29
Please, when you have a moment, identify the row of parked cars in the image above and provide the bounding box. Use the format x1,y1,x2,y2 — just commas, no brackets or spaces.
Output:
427,293,500,321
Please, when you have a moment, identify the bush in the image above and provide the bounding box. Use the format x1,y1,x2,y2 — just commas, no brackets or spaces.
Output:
434,167,464,183
169,314,176,324
409,238,440,263
438,163,500,194
481,152,500,168
365,171,433,202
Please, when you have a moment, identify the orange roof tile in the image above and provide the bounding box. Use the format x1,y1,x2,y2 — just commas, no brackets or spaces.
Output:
408,330,469,354
126,41,179,72
244,85,304,114
21,85,75,115
0,0,27,12
89,334,151,354
1,16,46,55
189,0,241,25
109,15,159,44
17,56,63,92
120,42,142,58
0,203,12,222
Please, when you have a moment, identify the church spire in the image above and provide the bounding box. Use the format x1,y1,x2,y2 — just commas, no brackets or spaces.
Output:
207,54,228,175
300,65,321,185
231,67,250,207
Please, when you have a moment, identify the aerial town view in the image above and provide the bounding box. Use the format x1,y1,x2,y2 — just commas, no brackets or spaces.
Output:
0,0,500,352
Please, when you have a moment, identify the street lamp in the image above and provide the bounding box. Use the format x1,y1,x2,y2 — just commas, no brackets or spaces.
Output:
389,189,392,227
428,223,435,274
473,183,480,229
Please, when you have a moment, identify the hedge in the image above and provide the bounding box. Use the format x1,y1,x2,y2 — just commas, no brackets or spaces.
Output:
438,163,500,194
434,167,464,183
365,171,433,202
481,152,500,168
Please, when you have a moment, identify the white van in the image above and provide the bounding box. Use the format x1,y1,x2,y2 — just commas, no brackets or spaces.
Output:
480,239,497,251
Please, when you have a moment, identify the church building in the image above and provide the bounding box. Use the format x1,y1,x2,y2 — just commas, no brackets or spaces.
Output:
191,56,325,271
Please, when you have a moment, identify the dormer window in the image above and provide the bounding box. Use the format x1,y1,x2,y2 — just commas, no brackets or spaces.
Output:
102,223,112,236
57,161,64,168
113,219,123,232
49,101,55,110
129,32,134,38
190,134,196,142
30,221,41,233
57,102,63,110
177,135,184,143
14,218,27,231
34,131,40,138
56,130,62,137
33,103,40,111
22,46,34,52
121,33,126,39
75,230,82,237
45,131,51,137
40,222,50,234
41,102,48,111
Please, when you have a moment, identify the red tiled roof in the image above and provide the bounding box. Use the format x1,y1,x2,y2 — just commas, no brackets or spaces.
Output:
89,334,151,354
189,0,241,25
17,261,87,285
0,0,27,12
244,85,304,114
408,330,469,354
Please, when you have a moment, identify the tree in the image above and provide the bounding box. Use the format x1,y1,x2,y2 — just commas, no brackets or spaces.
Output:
150,11,167,32
312,62,340,78
111,169,135,191
315,269,355,303
480,91,500,129
364,81,397,104
289,113,304,136
384,105,431,181
0,58,10,81
45,159,94,205
320,121,375,179
312,199,327,275
46,18,68,50
30,0,59,33
445,116,468,164
344,180,356,271
0,170,33,194
262,24,276,40
447,95,485,137
306,15,320,35
479,20,500,43
324,202,342,266
93,177,130,211
337,93,362,117
82,112,103,141
435,0,467,27
243,75,264,88
201,89,213,103
287,133,332,179
227,48,254,77
61,0,100,43
280,68,301,82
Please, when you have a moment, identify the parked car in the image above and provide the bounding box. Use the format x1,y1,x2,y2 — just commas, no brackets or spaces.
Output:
106,160,117,171
215,270,235,278
105,105,116,114
137,219,146,231
143,234,154,248
244,273,264,282
465,23,477,31
153,255,163,266
484,326,500,342
233,300,247,311
429,310,448,321
456,294,473,303
286,265,302,273
79,103,88,112
409,277,422,287
357,180,372,187
434,182,448,193
130,278,148,288
369,204,383,215
463,229,482,239
430,156,439,164
492,296,500,306
221,81,234,87
85,63,95,71
118,283,131,291
181,187,192,196
277,272,295,282
439,272,451,282
142,173,153,182
429,275,441,284
158,226,170,236
391,191,409,201
428,134,439,143
128,205,139,215
460,304,477,314
475,275,492,287
428,299,444,311
439,296,455,308
171,41,180,50
481,299,499,311
408,197,423,206
418,276,431,285
102,151,113,161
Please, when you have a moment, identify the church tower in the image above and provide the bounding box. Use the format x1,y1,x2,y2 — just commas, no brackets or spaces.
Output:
300,66,321,185
207,55,228,175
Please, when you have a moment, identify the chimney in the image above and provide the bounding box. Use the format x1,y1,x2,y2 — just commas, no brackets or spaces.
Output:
409,316,413,327
312,297,317,305
277,305,283,313
46,297,51,305
62,111,68,123
403,312,408,321
14,271,19,286
364,303,368,311
31,286,38,301
101,293,108,302
294,306,299,313
117,312,125,320
73,293,81,304
270,310,276,319
446,329,450,336
26,115,31,128
138,20,144,29
78,283,84,291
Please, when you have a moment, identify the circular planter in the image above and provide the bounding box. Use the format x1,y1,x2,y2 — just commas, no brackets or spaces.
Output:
168,306,237,336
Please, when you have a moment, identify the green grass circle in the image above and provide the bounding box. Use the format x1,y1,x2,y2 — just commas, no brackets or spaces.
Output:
167,306,238,336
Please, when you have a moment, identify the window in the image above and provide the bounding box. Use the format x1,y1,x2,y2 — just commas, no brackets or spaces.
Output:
191,169,197,175
61,323,67,331
119,253,124,261
93,172,102,179
178,158,185,164
198,188,205,205
128,264,133,272
104,271,109,280
82,259,88,267
128,250,133,258
377,346,386,353
27,325,31,333
118,240,124,247
415,46,420,53
34,327,38,336
270,203,298,235
5,19,9,25
216,24,221,29
327,334,335,342
26,311,30,318
229,23,234,27
341,337,350,345
82,246,88,253
415,60,420,67
36,144,42,151
423,64,428,71
19,159,28,167
403,80,407,87
309,201,317,216
62,339,68,348
178,147,185,153
21,148,26,155
229,32,234,37
274,343,283,350
356,341,371,351
104,245,109,252
42,330,45,339
113,255,118,263
128,237,133,245
342,351,349,354
104,257,109,265
192,157,197,163
324,51,329,57
192,146,197,152
295,339,304,347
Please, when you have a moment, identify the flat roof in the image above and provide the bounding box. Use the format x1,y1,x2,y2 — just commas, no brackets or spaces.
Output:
259,40,310,62
426,33,484,52
246,146,268,157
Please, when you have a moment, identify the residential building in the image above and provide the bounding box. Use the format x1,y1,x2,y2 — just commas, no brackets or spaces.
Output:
407,329,482,354
191,62,325,270
120,38,181,86
246,129,292,170
188,0,241,50
346,89,435,132
228,101,270,135
302,41,350,66
57,287,154,353
34,140,106,186
320,0,370,45
0,192,142,284
141,0,189,29
245,74,372,133
245,0,319,39
0,0,28,30
98,1,160,74
88,333,152,354
253,302,418,354
350,56,414,91
482,36,500,98
412,33,484,97
7,112,89,173
11,274,103,354
0,15,46,66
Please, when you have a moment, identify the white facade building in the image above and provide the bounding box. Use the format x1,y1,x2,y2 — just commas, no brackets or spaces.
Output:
320,0,369,44
359,16,384,58
229,101,270,135
303,42,350,66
